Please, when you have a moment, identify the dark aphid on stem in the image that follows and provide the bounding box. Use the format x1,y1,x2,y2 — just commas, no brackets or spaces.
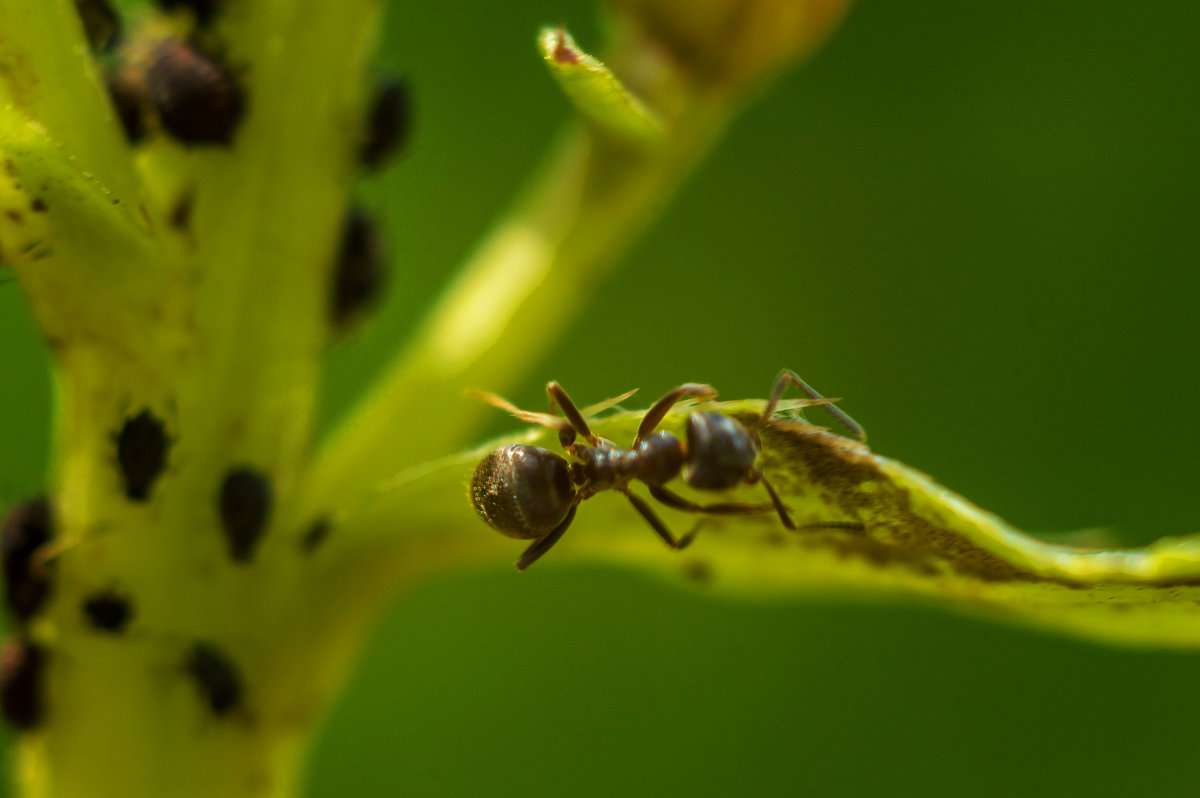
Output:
105,68,147,143
299,517,332,554
2,498,54,622
361,77,411,170
74,0,121,50
0,638,46,731
218,467,273,563
146,39,244,145
115,409,170,502
185,642,242,716
169,187,196,232
470,371,865,570
330,209,385,329
154,0,222,27
82,590,134,633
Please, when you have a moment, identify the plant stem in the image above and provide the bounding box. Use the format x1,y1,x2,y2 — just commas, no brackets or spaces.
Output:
305,88,734,519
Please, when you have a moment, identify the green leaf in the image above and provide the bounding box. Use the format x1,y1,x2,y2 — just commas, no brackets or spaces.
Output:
336,399,1200,650
0,0,140,204
537,26,664,147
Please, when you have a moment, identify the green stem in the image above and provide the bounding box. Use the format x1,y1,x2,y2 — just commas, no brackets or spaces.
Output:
305,90,733,519
4,1,381,795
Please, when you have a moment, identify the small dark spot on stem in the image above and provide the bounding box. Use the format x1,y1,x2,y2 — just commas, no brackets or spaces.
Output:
170,188,195,231
2,498,54,623
116,409,170,502
361,77,411,170
219,467,273,563
74,0,121,50
683,559,714,584
105,68,146,143
300,518,331,554
0,638,45,730
30,198,46,213
185,641,242,716
330,209,385,329
5,209,22,223
155,0,222,26
82,591,134,633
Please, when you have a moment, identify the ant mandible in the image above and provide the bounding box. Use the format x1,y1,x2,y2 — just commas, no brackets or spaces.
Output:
469,370,865,570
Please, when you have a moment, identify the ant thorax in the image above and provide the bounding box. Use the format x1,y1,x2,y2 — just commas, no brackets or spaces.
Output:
568,439,642,491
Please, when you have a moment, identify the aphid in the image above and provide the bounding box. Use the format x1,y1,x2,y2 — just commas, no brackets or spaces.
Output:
470,371,864,570
1,498,54,622
218,467,273,563
169,188,196,232
74,0,121,50
146,39,244,145
185,641,242,716
104,67,147,143
0,638,46,730
116,409,170,502
361,77,411,170
299,517,331,554
330,209,385,329
155,0,222,26
82,590,134,633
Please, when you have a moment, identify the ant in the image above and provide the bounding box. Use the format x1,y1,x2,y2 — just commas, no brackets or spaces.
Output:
470,370,865,570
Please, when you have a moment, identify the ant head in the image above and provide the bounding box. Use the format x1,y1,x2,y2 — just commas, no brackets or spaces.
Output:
470,445,575,540
683,413,758,491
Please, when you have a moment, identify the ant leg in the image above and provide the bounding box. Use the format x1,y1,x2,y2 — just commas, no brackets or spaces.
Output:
515,505,578,571
645,483,776,517
547,382,598,445
752,468,795,530
763,370,866,442
621,489,695,550
634,383,719,445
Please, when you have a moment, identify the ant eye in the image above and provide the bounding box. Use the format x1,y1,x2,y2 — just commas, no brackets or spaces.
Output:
2,498,54,623
471,445,574,540
185,642,242,716
116,409,170,502
146,39,244,145
0,638,45,731
218,467,273,563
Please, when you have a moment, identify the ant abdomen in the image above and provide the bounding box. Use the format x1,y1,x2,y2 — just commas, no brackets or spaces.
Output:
684,413,758,491
471,445,574,540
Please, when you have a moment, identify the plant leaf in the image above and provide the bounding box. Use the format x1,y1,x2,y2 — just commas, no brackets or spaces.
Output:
0,0,139,204
537,26,664,146
335,399,1200,650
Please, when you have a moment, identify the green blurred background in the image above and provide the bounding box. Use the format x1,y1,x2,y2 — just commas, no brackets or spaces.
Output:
5,1,1200,795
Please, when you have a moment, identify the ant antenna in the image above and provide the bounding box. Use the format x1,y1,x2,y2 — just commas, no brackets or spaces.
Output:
761,370,866,442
